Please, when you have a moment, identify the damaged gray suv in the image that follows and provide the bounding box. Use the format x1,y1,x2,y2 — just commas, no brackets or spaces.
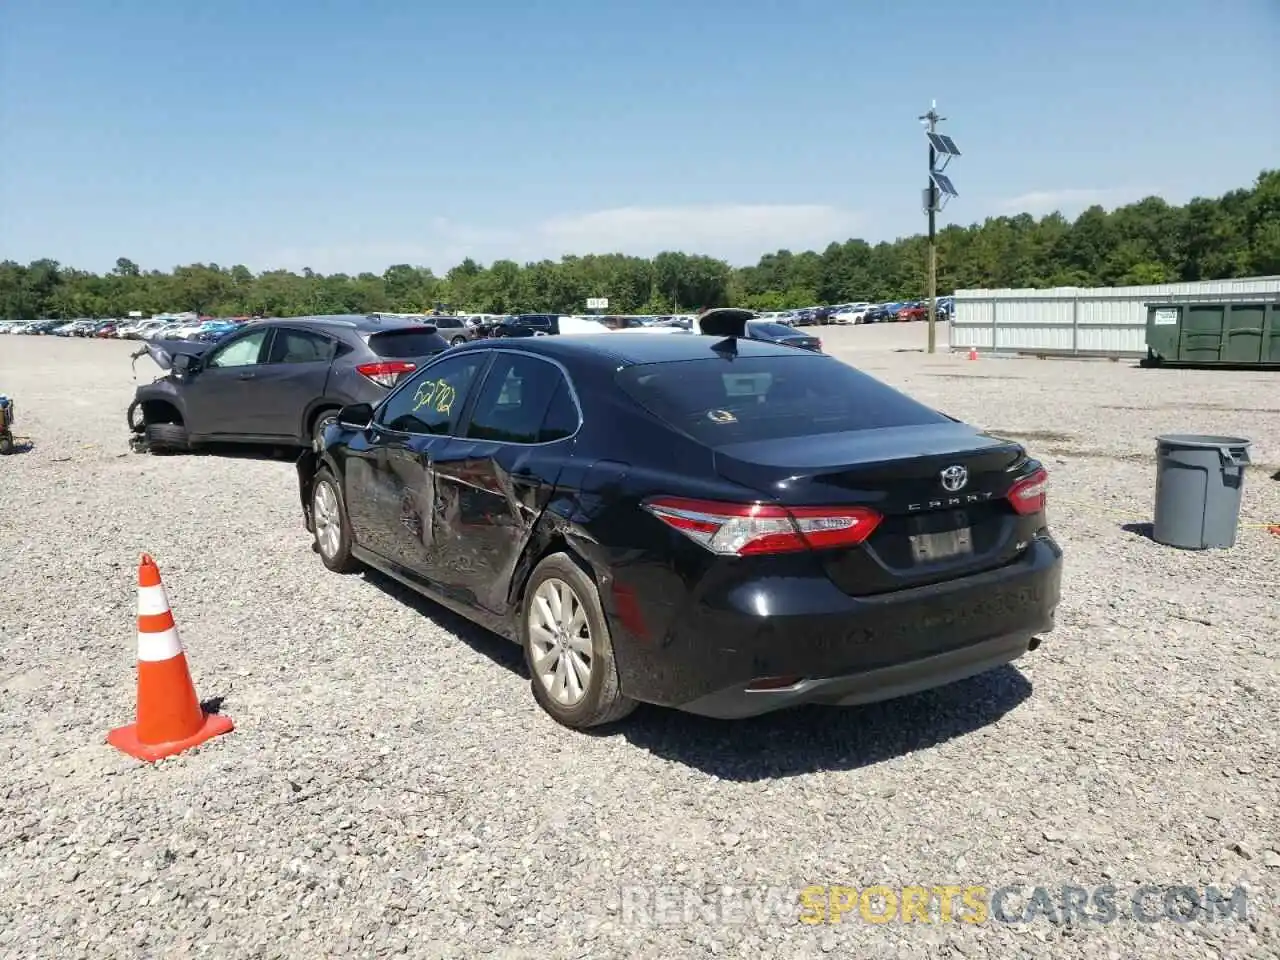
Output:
128,315,449,453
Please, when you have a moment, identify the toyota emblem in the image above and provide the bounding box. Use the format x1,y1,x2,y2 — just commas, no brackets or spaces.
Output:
940,465,968,492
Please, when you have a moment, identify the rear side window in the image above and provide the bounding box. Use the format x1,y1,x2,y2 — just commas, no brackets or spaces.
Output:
267,328,335,364
539,381,579,442
367,328,449,359
465,354,578,444
614,355,949,446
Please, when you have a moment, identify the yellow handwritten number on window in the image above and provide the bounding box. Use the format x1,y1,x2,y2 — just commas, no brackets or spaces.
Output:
412,379,456,416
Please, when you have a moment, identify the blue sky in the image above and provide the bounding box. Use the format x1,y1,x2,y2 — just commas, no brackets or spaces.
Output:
2,0,1277,275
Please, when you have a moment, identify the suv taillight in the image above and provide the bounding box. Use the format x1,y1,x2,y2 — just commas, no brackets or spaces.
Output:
643,497,881,556
1007,467,1048,515
356,360,416,388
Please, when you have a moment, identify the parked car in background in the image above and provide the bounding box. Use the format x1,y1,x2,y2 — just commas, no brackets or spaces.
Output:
421,314,473,346
745,320,822,351
131,315,451,453
193,321,242,342
833,303,871,324
297,314,1062,729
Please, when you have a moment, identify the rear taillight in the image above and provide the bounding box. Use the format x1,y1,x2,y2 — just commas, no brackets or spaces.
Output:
1007,467,1048,515
642,497,881,556
356,360,416,388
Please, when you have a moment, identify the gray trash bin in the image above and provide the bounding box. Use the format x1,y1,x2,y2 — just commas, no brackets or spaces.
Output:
1152,434,1252,549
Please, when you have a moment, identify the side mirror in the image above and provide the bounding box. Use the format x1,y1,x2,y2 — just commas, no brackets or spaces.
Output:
172,354,199,375
337,402,374,430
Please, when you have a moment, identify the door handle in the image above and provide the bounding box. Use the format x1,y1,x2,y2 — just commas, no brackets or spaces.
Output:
237,372,255,380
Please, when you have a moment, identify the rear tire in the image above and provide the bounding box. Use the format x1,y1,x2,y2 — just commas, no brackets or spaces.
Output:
450,335,467,346
312,468,360,573
312,410,339,450
144,422,191,454
520,553,637,729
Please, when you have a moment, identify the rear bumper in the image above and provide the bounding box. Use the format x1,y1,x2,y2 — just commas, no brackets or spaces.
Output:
610,535,1063,718
679,631,1039,719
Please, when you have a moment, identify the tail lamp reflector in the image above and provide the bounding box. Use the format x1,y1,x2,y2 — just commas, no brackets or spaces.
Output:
643,497,881,556
356,360,416,388
1007,467,1048,515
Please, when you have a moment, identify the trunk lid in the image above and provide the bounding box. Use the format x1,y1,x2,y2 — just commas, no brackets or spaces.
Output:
712,422,1034,595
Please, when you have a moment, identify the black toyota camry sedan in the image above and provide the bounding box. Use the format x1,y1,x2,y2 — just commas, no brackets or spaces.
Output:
296,310,1062,729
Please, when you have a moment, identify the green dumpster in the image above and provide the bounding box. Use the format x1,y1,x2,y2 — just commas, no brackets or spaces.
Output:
1145,300,1280,366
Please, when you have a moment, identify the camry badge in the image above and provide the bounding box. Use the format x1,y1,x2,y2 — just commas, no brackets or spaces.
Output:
940,465,968,492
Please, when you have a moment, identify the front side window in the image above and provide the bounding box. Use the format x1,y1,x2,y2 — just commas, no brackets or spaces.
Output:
465,354,577,444
206,329,269,368
377,353,487,435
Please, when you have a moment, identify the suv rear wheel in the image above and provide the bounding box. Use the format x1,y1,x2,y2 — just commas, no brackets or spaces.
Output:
312,410,339,450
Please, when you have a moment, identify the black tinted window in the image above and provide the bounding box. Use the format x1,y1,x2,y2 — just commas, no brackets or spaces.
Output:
367,328,449,359
539,381,580,442
266,328,334,364
378,354,486,435
615,355,948,445
748,322,796,338
465,354,575,444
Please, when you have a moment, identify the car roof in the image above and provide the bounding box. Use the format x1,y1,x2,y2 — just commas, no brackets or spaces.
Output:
456,332,814,368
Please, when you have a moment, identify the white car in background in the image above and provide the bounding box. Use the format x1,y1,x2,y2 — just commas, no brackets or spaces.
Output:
553,316,615,335
833,303,872,324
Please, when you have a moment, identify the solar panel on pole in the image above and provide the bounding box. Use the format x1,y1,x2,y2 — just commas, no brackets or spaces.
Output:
930,170,958,198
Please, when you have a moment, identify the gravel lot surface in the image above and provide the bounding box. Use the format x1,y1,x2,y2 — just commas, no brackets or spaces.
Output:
1,326,1277,960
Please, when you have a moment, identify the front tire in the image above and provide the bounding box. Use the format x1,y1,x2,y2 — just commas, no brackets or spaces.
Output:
520,553,637,729
312,468,360,573
144,422,191,454
450,335,467,346
127,399,145,434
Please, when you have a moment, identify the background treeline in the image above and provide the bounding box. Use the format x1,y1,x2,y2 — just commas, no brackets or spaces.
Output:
2,170,1276,322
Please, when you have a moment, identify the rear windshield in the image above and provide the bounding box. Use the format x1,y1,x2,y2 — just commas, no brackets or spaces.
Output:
367,328,448,359
614,355,949,445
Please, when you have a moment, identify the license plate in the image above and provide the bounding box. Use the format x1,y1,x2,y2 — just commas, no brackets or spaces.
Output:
910,527,973,563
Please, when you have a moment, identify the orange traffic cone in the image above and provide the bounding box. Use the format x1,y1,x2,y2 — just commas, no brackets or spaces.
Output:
968,346,978,361
106,554,233,762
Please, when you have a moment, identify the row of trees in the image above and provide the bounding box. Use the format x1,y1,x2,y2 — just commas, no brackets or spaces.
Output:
2,170,1276,322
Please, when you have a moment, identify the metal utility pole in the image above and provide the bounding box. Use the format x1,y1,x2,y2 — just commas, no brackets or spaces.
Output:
918,100,960,354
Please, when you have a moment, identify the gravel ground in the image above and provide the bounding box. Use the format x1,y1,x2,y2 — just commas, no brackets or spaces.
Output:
1,327,1277,960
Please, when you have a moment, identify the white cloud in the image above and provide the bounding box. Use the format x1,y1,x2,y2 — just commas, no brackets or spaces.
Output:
998,187,1157,217
264,204,862,275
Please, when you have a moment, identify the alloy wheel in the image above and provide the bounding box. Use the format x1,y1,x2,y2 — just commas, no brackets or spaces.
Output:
313,480,341,559
528,578,593,706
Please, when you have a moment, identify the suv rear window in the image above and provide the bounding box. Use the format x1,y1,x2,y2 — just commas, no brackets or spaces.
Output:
615,355,949,445
366,328,449,359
